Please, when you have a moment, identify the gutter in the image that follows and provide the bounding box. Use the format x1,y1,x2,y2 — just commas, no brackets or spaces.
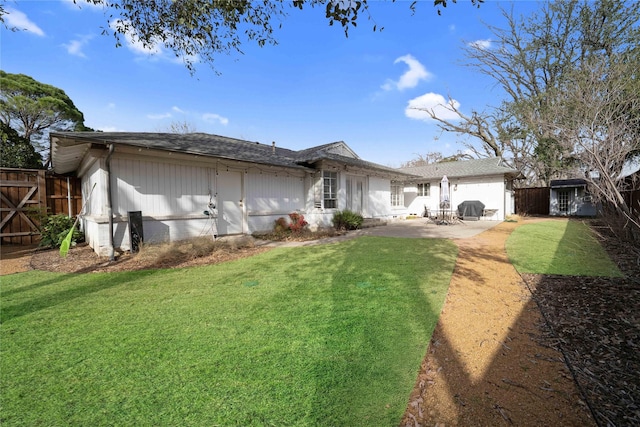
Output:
105,143,115,261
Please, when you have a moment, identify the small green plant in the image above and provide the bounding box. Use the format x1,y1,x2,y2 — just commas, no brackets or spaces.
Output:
332,210,364,230
39,214,84,248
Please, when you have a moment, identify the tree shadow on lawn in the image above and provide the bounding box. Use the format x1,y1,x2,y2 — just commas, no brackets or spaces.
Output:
400,220,598,427
1,269,159,324
305,236,457,425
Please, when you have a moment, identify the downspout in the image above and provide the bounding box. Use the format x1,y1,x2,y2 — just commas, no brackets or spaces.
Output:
66,177,72,219
504,179,507,220
105,143,115,261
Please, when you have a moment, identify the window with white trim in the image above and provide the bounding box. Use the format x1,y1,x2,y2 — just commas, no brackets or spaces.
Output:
323,171,338,209
391,183,404,207
417,183,430,197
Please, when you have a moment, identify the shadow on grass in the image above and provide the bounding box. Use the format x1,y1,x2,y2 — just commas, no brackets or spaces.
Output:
1,269,157,324
399,218,631,426
305,237,457,425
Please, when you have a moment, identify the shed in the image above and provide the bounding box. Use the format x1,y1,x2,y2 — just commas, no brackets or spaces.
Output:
549,179,597,217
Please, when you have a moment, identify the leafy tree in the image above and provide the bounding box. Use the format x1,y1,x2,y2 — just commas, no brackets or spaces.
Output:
1,1,482,73
0,71,90,163
0,122,43,168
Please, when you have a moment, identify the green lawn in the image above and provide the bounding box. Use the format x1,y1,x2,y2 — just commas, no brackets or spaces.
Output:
1,236,457,426
506,219,622,277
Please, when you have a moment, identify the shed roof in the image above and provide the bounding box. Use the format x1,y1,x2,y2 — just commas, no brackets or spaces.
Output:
50,132,414,178
550,179,588,188
399,157,520,180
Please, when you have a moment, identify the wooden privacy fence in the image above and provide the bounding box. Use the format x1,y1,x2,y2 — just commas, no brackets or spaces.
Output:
1,168,82,245
514,187,550,216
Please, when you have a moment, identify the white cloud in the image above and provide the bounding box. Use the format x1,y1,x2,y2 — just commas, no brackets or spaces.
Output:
4,7,45,36
62,35,93,58
106,103,116,110
405,92,461,121
172,106,187,114
97,126,122,132
449,24,456,32
469,39,492,50
108,20,200,66
382,54,432,91
62,0,104,11
147,113,172,120
110,20,162,56
202,113,229,126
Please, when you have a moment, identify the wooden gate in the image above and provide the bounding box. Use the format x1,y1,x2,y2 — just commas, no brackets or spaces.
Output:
1,168,82,245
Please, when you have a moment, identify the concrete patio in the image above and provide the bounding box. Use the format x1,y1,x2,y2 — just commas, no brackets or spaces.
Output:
360,218,502,239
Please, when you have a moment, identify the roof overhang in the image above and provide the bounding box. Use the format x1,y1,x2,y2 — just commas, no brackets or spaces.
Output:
550,179,588,188
50,132,316,175
50,133,98,174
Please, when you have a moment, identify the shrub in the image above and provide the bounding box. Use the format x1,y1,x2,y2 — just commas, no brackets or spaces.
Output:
274,217,289,234
332,210,364,230
288,212,308,234
39,214,84,248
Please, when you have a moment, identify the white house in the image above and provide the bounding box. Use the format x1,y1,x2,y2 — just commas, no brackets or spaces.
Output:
50,132,415,256
397,158,521,221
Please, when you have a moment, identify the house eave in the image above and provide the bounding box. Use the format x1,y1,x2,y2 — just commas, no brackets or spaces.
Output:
50,132,315,174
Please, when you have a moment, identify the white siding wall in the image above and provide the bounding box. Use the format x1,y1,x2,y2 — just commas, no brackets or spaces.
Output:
451,176,505,220
403,175,509,220
78,152,403,254
246,172,305,233
403,183,433,217
80,159,106,251
302,172,334,230
369,177,392,219
82,156,218,255
112,158,212,216
82,159,104,218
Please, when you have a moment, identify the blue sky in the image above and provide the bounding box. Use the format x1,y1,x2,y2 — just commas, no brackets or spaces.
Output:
1,0,540,167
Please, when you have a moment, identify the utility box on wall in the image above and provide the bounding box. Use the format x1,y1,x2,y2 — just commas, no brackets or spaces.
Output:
128,211,143,253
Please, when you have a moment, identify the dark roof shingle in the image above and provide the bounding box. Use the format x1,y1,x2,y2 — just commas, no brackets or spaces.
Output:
50,132,415,178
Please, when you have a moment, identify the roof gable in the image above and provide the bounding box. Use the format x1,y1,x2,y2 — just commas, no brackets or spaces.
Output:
294,141,360,160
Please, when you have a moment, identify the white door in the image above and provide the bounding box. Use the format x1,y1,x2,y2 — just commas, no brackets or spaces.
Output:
217,170,243,235
346,175,365,214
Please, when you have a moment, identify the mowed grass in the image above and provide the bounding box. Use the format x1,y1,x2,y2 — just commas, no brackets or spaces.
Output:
1,236,457,426
506,219,622,277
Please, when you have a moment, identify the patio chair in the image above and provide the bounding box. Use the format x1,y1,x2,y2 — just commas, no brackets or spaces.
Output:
423,205,438,223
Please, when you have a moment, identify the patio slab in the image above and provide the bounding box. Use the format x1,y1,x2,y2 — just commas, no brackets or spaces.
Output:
358,219,501,239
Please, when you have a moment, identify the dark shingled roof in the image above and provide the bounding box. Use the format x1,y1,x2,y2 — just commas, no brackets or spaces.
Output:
50,132,414,177
400,157,520,180
550,179,588,188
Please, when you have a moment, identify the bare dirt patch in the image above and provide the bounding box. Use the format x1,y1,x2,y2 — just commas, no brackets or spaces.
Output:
1,229,345,275
401,219,639,427
25,237,271,274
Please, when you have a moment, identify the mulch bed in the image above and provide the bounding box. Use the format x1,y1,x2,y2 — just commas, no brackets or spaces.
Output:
522,222,640,426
